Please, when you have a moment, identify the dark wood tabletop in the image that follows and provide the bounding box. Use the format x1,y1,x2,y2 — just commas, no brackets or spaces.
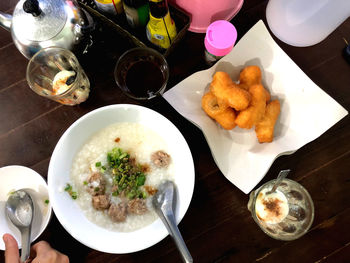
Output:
1,0,350,262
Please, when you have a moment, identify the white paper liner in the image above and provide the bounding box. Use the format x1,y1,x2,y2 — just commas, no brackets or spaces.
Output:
163,20,348,194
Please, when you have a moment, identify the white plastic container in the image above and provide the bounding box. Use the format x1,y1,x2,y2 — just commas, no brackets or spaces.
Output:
266,0,350,47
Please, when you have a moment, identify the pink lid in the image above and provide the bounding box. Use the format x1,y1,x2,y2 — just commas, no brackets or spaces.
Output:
204,20,237,56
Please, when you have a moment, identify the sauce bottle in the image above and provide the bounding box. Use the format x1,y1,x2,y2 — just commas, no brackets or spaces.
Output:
123,0,150,28
94,0,124,16
146,0,177,50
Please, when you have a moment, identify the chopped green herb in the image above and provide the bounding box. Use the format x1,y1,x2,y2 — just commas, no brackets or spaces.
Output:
95,147,149,200
119,175,126,186
64,184,72,191
94,187,100,192
8,190,16,196
44,199,49,204
71,192,78,200
119,153,127,159
136,174,146,186
64,183,78,200
127,190,136,199
140,191,147,199
83,181,88,185
107,148,130,168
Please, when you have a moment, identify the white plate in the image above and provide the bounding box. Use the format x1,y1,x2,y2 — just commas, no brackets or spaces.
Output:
163,20,348,194
0,165,52,250
48,104,195,254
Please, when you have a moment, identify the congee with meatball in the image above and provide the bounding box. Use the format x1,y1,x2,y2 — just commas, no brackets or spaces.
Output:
70,122,174,232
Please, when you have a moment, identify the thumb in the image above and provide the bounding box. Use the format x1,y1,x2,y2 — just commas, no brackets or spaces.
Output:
3,234,20,263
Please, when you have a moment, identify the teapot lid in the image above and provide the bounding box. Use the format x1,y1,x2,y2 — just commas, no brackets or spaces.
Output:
12,0,67,42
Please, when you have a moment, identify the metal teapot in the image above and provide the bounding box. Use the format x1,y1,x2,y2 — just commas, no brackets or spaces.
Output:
0,0,94,59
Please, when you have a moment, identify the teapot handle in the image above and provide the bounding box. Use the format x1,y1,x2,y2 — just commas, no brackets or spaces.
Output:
78,8,95,34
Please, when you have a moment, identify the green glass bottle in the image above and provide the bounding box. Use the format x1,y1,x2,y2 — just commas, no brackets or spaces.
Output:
123,0,149,28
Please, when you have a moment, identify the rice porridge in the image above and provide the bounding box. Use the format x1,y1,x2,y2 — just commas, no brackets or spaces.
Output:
70,122,174,232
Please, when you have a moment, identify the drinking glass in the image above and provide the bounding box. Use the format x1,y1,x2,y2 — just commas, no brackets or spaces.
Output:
114,47,169,100
247,178,314,241
26,47,90,106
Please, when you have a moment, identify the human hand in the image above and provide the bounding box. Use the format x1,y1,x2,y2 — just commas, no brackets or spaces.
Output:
3,234,69,263
3,234,19,263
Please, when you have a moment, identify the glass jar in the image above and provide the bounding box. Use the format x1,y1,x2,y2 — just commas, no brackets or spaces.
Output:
247,178,314,241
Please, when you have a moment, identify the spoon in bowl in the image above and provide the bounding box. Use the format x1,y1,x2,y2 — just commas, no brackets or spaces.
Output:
5,190,34,263
266,169,291,195
152,180,193,263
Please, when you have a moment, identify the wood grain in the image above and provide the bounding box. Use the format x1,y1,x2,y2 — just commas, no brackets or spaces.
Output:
0,0,349,262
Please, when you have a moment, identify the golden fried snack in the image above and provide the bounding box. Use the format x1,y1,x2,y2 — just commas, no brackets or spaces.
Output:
210,72,251,111
213,107,236,130
239,66,271,102
240,83,271,102
239,65,262,86
211,71,234,87
201,91,236,130
235,84,267,129
255,100,281,143
263,88,271,102
201,91,228,119
237,83,249,91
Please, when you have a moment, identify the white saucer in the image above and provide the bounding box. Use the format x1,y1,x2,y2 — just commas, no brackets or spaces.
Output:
0,165,52,250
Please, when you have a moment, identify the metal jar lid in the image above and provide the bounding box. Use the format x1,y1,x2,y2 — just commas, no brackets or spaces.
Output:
12,0,67,42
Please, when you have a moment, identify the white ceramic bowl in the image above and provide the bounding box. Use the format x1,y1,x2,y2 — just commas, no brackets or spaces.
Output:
0,165,52,250
48,104,195,253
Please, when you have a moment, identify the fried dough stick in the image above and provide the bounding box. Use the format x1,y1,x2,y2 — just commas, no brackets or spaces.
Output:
255,100,281,143
201,91,236,130
235,84,267,129
201,91,228,118
214,108,236,130
239,65,271,101
210,72,251,111
239,65,262,86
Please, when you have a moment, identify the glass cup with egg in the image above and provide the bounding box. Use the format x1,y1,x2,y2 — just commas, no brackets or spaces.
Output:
26,47,90,106
247,177,314,241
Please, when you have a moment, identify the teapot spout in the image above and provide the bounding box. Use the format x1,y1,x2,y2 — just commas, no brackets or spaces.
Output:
0,12,12,31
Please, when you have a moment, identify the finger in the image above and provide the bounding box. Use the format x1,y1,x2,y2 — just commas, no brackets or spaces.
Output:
31,240,52,255
31,241,69,263
3,234,20,263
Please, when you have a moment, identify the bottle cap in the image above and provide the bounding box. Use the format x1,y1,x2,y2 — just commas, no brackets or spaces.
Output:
204,20,237,56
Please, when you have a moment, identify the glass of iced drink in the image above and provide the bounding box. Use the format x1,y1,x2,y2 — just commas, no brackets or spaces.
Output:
26,47,90,106
114,47,169,100
248,177,314,241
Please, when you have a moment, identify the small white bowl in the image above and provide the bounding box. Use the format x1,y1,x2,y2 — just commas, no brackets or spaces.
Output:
48,104,195,254
0,165,52,250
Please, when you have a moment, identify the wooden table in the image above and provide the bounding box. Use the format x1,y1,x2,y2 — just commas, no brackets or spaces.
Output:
1,1,350,262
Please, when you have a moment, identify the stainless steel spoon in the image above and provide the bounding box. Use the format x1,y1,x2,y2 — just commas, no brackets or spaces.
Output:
266,169,291,195
153,181,193,263
5,190,34,263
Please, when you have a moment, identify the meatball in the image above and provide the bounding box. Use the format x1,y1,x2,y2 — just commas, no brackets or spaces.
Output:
92,195,110,210
127,198,147,215
108,203,127,222
151,151,171,168
87,172,105,196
